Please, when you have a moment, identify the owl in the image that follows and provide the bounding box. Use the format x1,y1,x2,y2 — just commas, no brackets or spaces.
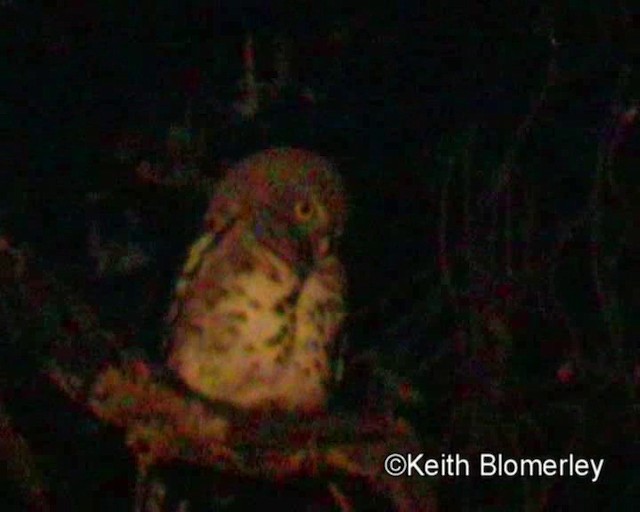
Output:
166,147,347,414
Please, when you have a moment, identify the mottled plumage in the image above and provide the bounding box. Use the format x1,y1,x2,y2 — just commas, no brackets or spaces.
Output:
166,148,347,413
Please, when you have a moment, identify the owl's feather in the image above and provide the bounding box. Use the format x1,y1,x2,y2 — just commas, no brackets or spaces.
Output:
166,148,347,413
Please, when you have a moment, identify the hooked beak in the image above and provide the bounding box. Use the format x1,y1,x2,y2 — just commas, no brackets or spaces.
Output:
311,233,331,261
291,233,330,279
308,200,333,263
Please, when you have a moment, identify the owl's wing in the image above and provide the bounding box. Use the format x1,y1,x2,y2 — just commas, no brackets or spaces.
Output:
163,230,221,353
311,254,348,376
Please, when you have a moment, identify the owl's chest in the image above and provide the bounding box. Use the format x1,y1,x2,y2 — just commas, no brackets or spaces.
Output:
169,237,343,410
215,250,302,353
210,247,340,361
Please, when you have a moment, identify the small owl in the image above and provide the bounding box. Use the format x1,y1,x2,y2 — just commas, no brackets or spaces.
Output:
166,148,347,414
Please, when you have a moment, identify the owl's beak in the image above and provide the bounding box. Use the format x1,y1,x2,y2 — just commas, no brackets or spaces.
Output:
309,201,332,262
315,236,331,259
312,235,331,261
291,234,330,278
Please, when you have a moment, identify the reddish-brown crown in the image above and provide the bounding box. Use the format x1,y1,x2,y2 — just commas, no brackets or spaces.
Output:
207,147,347,237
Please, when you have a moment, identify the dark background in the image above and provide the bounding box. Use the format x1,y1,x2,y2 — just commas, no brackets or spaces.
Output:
0,1,638,510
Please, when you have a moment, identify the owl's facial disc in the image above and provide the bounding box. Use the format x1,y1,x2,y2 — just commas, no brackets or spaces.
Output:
255,196,334,275
291,195,336,263
221,147,345,274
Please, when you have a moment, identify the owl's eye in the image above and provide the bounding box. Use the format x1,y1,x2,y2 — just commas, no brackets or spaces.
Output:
294,199,314,222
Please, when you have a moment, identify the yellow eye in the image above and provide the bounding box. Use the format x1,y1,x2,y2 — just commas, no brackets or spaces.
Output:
294,200,314,222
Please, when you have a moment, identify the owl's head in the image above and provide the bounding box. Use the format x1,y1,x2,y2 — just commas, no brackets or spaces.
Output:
206,147,347,272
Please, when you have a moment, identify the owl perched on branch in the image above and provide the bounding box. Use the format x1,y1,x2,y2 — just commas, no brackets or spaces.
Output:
166,148,347,414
